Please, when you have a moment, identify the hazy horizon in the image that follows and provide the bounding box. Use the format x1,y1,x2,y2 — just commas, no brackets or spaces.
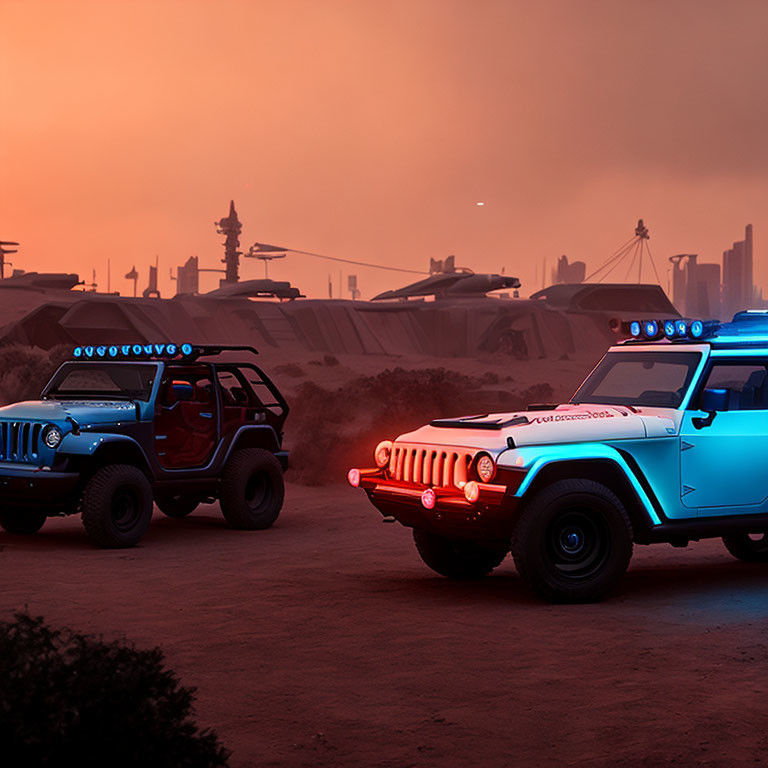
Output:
3,0,768,300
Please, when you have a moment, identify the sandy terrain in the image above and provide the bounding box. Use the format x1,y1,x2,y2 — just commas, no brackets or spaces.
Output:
3,483,768,767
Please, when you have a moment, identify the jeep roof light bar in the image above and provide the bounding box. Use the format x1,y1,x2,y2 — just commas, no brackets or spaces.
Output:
71,343,259,361
623,309,768,346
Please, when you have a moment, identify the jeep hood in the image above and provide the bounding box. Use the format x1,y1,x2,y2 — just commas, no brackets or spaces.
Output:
396,403,681,452
0,400,138,426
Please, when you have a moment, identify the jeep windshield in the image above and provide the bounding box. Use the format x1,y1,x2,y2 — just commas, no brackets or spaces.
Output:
43,362,158,401
571,351,702,408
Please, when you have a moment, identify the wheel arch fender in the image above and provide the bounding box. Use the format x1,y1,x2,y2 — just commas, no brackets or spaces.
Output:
223,426,280,463
60,433,152,479
508,445,662,533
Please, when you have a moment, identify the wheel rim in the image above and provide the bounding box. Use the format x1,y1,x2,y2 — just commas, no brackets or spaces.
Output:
112,485,141,533
546,508,609,581
245,471,271,512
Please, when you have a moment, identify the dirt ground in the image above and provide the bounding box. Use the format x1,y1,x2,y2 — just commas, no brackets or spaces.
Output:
3,483,768,767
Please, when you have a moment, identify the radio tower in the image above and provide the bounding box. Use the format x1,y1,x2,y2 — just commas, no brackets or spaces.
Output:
215,200,242,285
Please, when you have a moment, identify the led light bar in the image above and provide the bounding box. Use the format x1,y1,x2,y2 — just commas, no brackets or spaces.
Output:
627,318,720,342
72,342,192,360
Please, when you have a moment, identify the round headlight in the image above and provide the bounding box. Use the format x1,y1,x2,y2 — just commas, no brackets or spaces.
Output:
43,426,62,449
475,453,496,483
374,440,393,468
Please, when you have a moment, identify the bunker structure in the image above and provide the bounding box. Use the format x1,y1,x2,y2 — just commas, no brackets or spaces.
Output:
0,280,678,361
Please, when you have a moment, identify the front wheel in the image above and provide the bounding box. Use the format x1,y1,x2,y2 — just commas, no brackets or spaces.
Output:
413,529,509,579
219,449,284,530
81,465,153,548
512,479,633,603
722,533,768,562
0,508,46,535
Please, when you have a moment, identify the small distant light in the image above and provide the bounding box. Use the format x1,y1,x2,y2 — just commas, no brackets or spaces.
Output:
347,468,361,487
629,321,641,337
73,347,83,358
180,343,193,356
690,320,704,338
675,319,688,336
464,481,480,503
476,202,485,206
644,320,659,338
131,344,143,355
663,321,676,338
421,487,436,509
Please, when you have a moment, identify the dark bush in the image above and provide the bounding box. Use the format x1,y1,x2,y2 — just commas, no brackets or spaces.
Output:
0,345,70,405
0,612,230,768
286,367,553,485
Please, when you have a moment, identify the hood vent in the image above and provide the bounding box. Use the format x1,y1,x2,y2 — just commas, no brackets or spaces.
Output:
429,414,530,430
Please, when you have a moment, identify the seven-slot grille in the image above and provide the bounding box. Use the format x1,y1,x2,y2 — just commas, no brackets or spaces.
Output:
389,443,476,489
0,421,44,463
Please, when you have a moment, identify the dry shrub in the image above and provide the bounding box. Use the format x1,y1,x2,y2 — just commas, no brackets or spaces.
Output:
0,345,70,405
0,612,230,767
286,367,553,485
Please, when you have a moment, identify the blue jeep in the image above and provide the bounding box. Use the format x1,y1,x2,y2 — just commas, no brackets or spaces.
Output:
349,310,768,602
0,343,288,548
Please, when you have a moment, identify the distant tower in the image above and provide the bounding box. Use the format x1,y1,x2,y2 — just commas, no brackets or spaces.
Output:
215,200,242,285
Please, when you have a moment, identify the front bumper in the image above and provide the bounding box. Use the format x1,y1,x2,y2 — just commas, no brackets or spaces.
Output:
0,463,80,508
351,467,519,539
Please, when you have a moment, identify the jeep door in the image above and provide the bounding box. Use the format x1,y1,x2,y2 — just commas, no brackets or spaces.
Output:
153,364,219,469
680,361,768,513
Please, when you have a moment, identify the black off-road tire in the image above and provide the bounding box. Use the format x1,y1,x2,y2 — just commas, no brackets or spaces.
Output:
412,529,509,579
722,533,768,562
512,479,633,603
220,449,284,530
0,508,46,535
155,494,200,518
81,465,153,548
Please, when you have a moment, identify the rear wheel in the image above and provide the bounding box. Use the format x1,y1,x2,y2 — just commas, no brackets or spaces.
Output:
81,465,153,548
413,529,509,579
220,449,284,530
512,479,633,603
722,533,768,562
155,494,199,518
0,508,46,535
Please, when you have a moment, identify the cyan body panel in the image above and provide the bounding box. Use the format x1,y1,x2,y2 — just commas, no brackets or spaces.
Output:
679,409,768,512
605,436,695,521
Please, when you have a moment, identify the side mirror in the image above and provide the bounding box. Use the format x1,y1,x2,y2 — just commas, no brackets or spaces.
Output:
171,381,194,401
700,388,728,412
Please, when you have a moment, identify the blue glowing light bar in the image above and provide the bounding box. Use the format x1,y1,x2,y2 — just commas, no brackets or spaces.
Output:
689,320,704,338
627,317,719,343
72,342,194,360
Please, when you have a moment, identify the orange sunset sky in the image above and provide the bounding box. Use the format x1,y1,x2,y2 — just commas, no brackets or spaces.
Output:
2,0,768,300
